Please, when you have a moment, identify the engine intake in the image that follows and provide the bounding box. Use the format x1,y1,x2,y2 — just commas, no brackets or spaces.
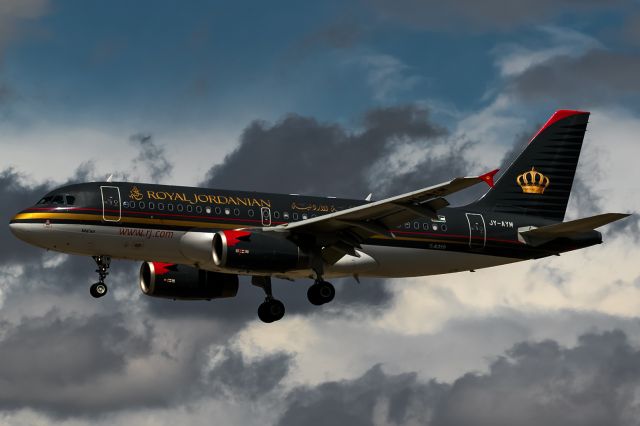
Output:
139,262,238,300
213,229,308,272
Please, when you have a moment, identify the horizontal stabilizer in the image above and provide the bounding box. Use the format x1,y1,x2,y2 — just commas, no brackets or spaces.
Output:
519,213,630,246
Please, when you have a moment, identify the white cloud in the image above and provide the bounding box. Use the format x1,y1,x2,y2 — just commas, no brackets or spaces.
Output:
0,123,240,187
349,52,422,102
494,26,601,77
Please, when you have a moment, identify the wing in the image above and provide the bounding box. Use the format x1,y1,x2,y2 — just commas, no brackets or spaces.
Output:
267,169,499,262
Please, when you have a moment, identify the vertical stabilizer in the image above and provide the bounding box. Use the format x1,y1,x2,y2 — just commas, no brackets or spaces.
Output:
471,110,590,222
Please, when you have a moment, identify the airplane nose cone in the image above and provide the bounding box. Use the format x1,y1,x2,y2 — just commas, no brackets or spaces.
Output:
9,214,34,243
9,220,27,240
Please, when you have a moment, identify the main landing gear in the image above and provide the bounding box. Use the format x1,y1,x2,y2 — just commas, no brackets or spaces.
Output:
308,259,335,306
90,255,110,298
307,280,335,306
252,276,285,324
251,272,335,324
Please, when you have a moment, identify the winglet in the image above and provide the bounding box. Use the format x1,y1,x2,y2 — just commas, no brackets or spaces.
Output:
479,169,499,188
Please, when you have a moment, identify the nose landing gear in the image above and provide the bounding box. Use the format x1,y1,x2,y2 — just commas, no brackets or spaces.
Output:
90,255,110,298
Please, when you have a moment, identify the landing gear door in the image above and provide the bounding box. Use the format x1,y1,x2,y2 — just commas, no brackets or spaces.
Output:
261,207,272,227
101,186,121,222
465,213,486,249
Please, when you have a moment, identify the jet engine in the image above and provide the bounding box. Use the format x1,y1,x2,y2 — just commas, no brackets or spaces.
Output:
139,262,239,300
213,229,309,272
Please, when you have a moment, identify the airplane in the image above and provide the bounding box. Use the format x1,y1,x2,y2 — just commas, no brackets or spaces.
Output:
9,110,630,323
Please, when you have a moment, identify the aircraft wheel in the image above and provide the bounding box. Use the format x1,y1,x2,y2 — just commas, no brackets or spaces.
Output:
90,282,108,298
307,281,335,306
258,299,285,323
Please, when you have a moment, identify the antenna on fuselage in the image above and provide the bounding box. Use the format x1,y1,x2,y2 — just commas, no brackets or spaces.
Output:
106,174,113,182
365,193,372,202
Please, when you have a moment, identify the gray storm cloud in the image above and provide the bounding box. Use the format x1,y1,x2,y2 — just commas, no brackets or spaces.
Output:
364,0,622,31
130,133,173,183
203,105,471,199
277,330,640,426
509,50,640,105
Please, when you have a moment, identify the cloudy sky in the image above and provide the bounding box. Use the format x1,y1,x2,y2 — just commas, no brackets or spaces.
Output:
1,0,640,424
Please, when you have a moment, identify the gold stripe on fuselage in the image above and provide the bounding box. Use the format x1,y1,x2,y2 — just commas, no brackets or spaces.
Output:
13,211,464,246
12,212,242,230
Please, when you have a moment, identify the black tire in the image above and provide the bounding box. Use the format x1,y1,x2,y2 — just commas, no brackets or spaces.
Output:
257,299,285,323
90,283,108,298
317,281,335,304
307,284,323,306
258,302,272,323
268,299,285,322
307,281,335,305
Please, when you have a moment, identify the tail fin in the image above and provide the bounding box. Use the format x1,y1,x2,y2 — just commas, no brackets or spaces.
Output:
472,110,590,222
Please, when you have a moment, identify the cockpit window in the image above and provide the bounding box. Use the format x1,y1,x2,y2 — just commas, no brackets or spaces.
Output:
37,194,76,206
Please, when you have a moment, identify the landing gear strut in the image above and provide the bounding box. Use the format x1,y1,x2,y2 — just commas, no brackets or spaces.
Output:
307,259,335,306
252,276,285,323
90,255,110,298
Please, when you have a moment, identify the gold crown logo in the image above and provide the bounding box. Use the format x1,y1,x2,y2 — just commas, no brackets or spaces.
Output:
517,167,549,194
130,186,143,201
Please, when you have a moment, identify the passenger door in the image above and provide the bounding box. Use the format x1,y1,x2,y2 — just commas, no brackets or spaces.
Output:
465,213,486,249
101,186,121,222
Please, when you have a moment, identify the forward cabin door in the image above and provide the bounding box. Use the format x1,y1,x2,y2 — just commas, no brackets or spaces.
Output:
465,213,486,250
101,186,121,222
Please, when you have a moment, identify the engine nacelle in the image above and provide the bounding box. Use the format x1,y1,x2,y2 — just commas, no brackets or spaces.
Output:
213,229,309,272
139,262,239,300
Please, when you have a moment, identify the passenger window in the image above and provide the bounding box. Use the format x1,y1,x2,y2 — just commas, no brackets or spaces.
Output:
139,202,145,209
423,223,429,230
196,206,202,214
233,208,240,216
283,212,289,220
158,203,165,210
167,204,174,211
205,206,212,214
273,211,280,219
187,205,193,213
248,209,255,217
148,202,155,210
441,224,448,232
215,207,222,214
404,222,410,229
302,213,308,220
224,208,230,215
414,222,419,230
293,213,299,220
177,204,184,212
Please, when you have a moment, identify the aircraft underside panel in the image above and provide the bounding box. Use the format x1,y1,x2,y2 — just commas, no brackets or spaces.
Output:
10,222,521,279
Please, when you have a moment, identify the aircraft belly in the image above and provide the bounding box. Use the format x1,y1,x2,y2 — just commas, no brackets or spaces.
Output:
360,244,520,277
15,223,192,264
